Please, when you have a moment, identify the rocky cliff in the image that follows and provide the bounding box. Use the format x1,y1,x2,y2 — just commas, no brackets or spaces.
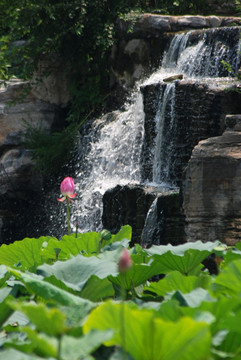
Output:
183,115,241,245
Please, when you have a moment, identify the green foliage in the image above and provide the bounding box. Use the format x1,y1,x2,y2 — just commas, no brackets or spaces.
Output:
84,301,211,360
2,227,241,358
235,0,241,14
23,123,79,175
147,0,208,14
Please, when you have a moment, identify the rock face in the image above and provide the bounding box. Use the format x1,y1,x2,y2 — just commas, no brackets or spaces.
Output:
183,115,241,245
31,54,71,107
140,79,241,185
0,80,67,242
102,184,184,246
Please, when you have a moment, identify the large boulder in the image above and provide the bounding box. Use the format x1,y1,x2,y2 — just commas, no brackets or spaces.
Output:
183,115,241,245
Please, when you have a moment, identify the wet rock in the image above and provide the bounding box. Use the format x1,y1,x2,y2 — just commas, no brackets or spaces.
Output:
141,190,185,247
102,184,185,246
102,184,155,245
140,79,241,185
163,74,183,82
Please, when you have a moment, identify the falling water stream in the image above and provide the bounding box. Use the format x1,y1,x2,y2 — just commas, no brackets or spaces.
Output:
68,26,241,234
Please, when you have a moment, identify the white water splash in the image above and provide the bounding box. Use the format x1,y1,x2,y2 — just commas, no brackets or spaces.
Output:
72,92,145,232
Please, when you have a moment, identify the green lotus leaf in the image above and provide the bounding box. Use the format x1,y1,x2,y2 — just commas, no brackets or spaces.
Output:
0,236,54,271
0,348,44,359
8,301,66,336
42,225,132,260
7,268,94,308
144,271,210,297
213,258,241,297
109,260,164,290
145,241,220,275
37,251,119,291
83,301,211,360
80,275,114,302
61,329,113,360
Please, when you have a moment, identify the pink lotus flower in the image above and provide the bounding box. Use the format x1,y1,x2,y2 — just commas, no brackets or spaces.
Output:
118,248,132,273
57,177,76,202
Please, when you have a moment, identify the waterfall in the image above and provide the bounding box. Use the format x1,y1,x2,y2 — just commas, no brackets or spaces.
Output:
72,92,145,232
152,82,176,184
68,26,241,234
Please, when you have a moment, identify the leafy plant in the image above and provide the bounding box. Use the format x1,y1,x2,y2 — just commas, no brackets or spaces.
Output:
1,226,241,358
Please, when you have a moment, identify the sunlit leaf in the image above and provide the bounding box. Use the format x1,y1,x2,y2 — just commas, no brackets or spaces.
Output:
213,259,241,296
83,301,211,360
109,261,164,290
80,275,114,302
144,271,210,297
146,241,220,275
8,301,66,336
37,252,119,291
7,268,94,308
0,237,53,270
42,226,131,260
0,285,19,327
0,348,44,359
169,288,215,308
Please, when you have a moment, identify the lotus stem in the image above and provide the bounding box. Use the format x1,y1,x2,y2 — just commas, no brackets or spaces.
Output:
66,200,70,235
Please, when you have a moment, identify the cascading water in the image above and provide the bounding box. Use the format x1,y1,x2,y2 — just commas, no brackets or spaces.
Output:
68,26,240,235
72,92,145,232
152,82,176,185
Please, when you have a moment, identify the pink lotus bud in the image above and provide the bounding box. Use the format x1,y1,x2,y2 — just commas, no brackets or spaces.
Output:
57,177,76,202
118,248,132,273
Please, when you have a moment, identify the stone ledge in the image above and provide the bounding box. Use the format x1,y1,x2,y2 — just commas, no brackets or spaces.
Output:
116,14,241,39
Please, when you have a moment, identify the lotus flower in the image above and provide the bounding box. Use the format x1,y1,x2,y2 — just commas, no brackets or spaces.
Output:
57,177,76,202
118,248,132,273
